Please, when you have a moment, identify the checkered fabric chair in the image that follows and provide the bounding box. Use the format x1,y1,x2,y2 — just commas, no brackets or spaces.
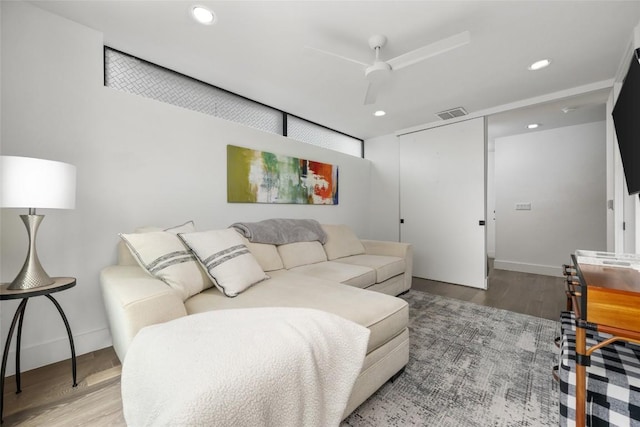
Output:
558,313,640,426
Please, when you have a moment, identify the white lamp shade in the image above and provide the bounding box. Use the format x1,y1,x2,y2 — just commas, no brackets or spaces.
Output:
1,156,76,209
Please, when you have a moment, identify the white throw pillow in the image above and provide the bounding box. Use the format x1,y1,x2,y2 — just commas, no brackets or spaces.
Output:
120,221,213,301
179,229,269,297
321,224,366,260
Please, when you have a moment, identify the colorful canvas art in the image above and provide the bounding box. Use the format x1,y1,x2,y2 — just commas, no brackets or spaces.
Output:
227,145,339,204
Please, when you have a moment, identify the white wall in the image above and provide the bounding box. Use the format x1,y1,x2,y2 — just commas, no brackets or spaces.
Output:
1,1,372,375
365,134,400,241
494,122,607,276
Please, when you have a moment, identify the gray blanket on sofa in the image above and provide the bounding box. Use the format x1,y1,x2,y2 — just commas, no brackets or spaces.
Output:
230,219,327,245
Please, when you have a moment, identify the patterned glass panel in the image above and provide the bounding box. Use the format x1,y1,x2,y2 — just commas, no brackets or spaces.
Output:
104,48,282,134
287,116,363,157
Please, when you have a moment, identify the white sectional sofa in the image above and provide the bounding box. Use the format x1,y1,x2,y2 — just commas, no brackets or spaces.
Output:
100,221,412,418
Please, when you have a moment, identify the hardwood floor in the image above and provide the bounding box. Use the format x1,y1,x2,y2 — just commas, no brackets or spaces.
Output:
2,347,124,426
412,260,567,321
2,265,566,426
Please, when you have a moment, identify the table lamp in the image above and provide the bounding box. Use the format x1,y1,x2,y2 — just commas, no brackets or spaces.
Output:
1,156,76,290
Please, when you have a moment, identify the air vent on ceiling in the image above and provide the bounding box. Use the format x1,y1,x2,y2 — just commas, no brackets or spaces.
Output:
436,107,468,120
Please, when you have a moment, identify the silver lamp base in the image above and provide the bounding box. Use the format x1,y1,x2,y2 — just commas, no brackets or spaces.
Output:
8,214,54,290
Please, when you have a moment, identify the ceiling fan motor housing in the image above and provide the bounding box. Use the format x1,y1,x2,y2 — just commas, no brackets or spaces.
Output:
365,61,392,80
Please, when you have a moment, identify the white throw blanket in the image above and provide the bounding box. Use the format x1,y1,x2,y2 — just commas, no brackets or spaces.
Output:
121,308,370,427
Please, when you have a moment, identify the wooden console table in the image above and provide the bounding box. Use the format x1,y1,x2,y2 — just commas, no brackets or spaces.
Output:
572,251,640,426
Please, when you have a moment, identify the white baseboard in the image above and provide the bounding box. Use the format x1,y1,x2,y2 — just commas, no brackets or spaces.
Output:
493,260,563,277
3,327,112,377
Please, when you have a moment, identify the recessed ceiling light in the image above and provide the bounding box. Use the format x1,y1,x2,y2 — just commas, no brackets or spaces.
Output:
527,123,540,129
191,6,215,25
528,59,551,71
373,110,386,117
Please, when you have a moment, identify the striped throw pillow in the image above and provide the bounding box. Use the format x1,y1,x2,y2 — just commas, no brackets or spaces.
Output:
120,223,212,300
178,229,269,297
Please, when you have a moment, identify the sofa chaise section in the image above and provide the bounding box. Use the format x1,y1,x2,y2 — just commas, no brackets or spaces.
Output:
185,270,408,355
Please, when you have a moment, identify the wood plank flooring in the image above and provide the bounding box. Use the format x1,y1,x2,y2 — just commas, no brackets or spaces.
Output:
2,347,124,426
2,266,566,426
412,261,566,321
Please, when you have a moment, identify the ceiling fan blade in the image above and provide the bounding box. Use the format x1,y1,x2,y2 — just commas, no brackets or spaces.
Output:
364,80,383,105
387,31,470,71
304,45,369,68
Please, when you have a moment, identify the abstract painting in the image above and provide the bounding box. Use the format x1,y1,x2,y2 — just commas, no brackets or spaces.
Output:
227,145,339,204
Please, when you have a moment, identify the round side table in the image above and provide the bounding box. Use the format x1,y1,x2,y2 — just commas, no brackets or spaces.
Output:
0,277,77,424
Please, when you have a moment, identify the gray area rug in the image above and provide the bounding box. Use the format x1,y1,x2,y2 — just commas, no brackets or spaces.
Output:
342,290,559,426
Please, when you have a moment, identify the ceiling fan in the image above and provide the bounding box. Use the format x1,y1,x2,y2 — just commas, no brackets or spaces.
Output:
305,31,470,105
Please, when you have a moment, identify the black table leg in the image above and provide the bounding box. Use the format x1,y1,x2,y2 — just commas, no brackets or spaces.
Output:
15,299,28,394
45,295,77,387
1,298,28,424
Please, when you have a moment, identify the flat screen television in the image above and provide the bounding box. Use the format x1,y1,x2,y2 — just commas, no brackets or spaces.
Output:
612,48,640,196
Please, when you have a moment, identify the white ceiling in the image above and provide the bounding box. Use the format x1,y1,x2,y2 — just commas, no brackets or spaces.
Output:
29,1,640,140
487,88,610,145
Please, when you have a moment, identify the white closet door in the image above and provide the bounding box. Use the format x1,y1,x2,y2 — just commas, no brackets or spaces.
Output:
400,117,487,289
